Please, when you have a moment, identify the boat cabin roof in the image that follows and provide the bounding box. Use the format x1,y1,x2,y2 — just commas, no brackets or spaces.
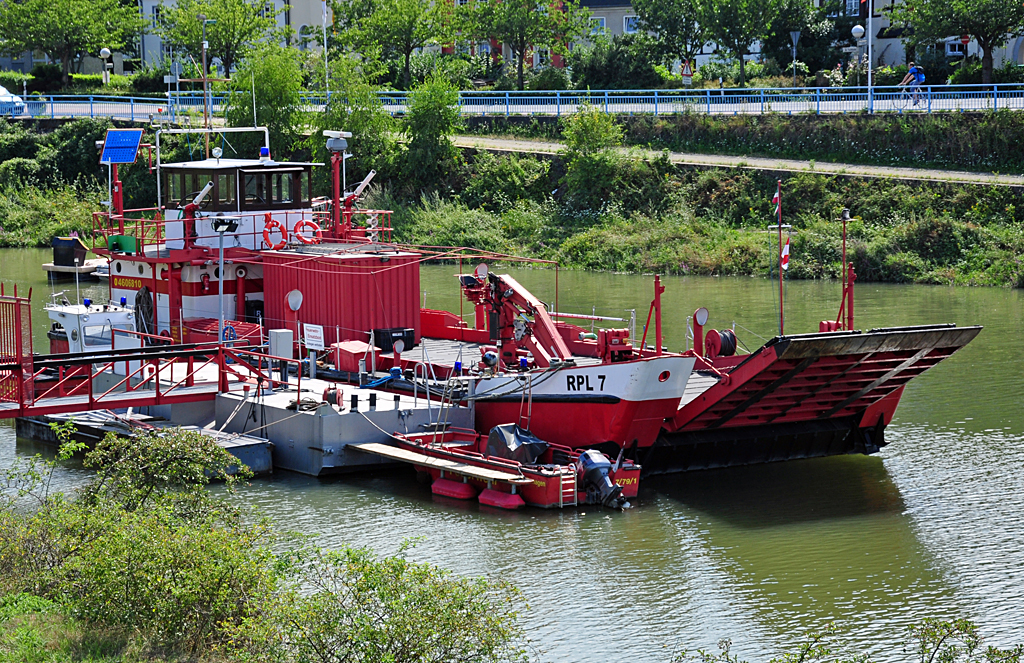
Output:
162,158,319,170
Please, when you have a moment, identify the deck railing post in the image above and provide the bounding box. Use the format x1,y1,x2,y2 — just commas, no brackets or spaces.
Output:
927,86,932,113
604,90,609,113
505,91,509,117
706,89,711,114
89,95,94,118
654,90,658,116
994,84,999,111
49,95,54,119
556,90,560,117
816,88,821,114
130,97,134,122
187,354,194,387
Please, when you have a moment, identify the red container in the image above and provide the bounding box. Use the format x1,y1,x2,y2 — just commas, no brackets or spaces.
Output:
262,248,421,345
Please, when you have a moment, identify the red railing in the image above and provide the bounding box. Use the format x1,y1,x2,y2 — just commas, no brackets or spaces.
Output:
93,207,395,257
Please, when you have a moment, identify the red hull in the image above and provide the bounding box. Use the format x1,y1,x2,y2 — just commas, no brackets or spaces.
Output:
474,396,682,451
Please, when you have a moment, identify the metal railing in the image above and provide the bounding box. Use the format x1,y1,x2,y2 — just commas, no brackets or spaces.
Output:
9,84,1024,122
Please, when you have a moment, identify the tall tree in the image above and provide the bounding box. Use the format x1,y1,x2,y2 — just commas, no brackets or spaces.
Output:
334,0,451,90
157,0,280,78
700,0,781,86
892,0,1024,84
632,0,709,68
468,0,591,91
761,0,856,75
0,0,144,87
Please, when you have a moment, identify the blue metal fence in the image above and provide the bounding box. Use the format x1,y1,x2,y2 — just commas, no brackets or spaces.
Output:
10,84,1024,122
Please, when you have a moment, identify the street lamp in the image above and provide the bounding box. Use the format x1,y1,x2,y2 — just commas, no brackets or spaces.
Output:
851,25,865,87
212,215,240,345
789,31,801,87
99,47,112,86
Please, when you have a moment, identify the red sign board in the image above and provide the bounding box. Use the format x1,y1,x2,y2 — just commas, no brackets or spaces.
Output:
961,34,970,45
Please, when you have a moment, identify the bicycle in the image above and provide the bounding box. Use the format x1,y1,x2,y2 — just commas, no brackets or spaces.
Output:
896,84,921,110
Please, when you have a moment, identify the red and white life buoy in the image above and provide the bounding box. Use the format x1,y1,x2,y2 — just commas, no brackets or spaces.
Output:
293,219,322,245
263,214,287,250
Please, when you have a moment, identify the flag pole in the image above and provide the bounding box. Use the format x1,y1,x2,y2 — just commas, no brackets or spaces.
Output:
777,179,783,336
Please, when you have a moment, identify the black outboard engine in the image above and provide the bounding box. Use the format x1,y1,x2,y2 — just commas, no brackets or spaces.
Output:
576,449,627,509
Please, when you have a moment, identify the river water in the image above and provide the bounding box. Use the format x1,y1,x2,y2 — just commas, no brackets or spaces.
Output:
2,249,1022,662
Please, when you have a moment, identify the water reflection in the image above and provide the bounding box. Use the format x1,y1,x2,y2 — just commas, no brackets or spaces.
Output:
649,456,961,660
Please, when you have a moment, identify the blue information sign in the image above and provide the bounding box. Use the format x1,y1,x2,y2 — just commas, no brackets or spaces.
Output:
100,129,144,164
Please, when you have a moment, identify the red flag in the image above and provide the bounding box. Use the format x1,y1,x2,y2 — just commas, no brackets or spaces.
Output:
772,190,780,216
781,236,790,271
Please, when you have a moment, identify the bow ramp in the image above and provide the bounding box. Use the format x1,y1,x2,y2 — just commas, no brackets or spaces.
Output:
663,324,980,452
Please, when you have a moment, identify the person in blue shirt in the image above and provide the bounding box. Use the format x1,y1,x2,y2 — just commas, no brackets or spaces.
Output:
900,62,926,105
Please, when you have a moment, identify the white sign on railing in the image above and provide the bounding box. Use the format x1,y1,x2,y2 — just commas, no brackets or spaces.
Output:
303,323,325,351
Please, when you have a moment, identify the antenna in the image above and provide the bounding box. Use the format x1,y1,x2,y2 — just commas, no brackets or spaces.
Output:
351,170,376,198
74,257,81,305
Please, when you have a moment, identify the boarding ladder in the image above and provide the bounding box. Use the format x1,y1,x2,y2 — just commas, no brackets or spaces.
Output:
559,466,577,507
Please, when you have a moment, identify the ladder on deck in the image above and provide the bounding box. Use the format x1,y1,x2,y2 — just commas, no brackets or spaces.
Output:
558,467,577,507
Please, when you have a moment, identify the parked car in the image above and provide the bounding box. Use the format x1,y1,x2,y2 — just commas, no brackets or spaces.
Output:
0,86,25,115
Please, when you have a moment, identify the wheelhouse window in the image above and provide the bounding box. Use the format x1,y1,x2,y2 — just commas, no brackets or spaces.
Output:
240,167,310,211
217,172,236,208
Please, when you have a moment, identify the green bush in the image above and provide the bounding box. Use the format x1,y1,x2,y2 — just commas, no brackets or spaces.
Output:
404,194,507,251
948,60,1024,86
402,75,464,191
0,158,41,188
0,185,99,247
68,73,132,90
407,52,480,90
0,70,31,93
568,35,663,90
35,117,112,185
528,66,571,90
130,66,170,95
460,151,551,212
28,64,62,93
0,119,40,163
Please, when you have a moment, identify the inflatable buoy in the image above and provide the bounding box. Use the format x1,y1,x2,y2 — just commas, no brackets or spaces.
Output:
293,219,323,245
263,215,287,250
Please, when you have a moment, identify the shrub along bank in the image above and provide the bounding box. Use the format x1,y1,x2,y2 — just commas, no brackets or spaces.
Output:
466,111,1024,173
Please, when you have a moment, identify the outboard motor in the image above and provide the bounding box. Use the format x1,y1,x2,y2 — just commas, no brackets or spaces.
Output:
576,449,627,509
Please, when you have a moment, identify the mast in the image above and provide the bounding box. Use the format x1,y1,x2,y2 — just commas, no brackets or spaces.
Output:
777,179,784,336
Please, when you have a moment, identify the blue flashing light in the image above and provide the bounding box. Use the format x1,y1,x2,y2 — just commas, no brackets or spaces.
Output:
454,361,462,373
120,296,127,306
259,147,270,157
519,357,528,368
83,298,91,307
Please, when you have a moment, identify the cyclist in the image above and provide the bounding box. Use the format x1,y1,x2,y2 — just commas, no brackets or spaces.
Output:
899,62,926,105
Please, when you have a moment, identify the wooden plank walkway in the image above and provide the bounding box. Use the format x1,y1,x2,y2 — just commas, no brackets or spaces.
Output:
348,442,531,484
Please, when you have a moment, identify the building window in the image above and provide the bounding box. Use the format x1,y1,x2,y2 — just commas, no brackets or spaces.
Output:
845,0,858,15
946,41,966,56
623,15,639,34
298,25,310,50
258,2,274,19
590,17,606,36
151,5,163,28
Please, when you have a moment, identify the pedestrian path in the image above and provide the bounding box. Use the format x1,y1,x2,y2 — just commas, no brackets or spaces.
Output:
454,135,1024,187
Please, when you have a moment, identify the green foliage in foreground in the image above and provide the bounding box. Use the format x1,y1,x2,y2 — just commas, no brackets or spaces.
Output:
1,425,527,661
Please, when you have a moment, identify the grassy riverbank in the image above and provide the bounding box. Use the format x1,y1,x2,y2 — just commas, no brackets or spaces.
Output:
466,111,1024,172
379,158,1024,287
